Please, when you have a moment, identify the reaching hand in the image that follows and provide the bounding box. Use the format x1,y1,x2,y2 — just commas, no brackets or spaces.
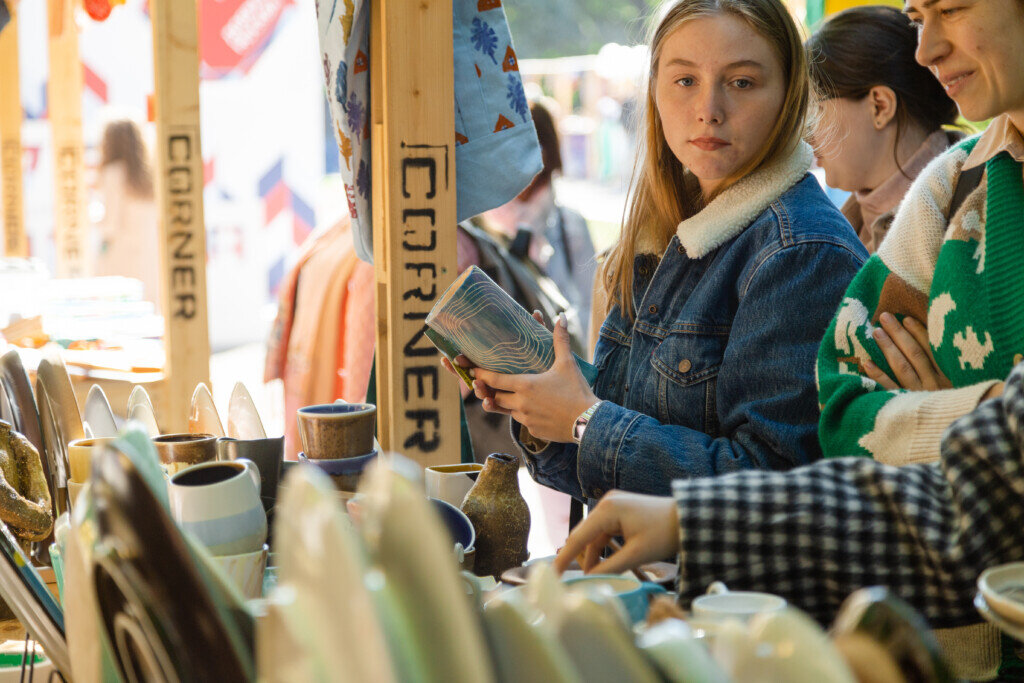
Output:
554,490,680,576
864,313,952,391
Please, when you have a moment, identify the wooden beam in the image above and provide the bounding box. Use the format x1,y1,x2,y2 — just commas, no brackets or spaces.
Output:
47,0,87,276
0,9,27,258
150,0,210,433
370,0,461,465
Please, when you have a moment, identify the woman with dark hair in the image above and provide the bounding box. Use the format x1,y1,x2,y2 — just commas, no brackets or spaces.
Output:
93,118,160,303
807,5,961,252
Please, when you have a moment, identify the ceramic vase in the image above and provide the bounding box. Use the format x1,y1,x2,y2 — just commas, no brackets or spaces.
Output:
460,452,530,578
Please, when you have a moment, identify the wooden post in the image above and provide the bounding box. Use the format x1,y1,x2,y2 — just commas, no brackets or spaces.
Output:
150,0,210,433
0,9,28,258
370,0,461,465
47,0,88,276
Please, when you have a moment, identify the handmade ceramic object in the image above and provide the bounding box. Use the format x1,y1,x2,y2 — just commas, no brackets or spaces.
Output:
733,608,857,683
832,586,954,683
636,619,729,683
296,403,376,460
227,382,266,440
88,444,253,682
268,465,399,682
425,463,482,508
0,421,55,542
126,386,160,437
460,452,530,578
168,459,267,556
67,480,85,508
36,347,85,448
0,350,45,464
978,563,1024,625
68,437,117,482
556,591,661,683
83,385,118,438
188,382,225,437
483,598,581,683
298,449,377,491
35,384,70,516
152,433,218,474
430,498,476,569
425,265,598,386
691,582,787,622
358,456,496,683
210,544,268,600
217,437,284,510
564,575,667,624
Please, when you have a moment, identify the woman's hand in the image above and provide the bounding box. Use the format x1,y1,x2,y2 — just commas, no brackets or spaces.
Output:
472,313,599,443
864,313,952,391
554,490,680,576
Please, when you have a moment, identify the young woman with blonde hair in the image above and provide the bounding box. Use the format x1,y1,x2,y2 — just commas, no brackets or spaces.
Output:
452,0,867,501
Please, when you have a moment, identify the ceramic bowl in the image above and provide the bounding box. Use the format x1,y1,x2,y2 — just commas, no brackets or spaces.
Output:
429,497,476,570
296,403,376,460
298,450,377,492
564,574,667,624
691,583,787,622
978,562,1024,625
211,544,268,601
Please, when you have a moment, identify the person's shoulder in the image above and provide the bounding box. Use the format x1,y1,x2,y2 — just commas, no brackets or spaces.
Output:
758,175,865,255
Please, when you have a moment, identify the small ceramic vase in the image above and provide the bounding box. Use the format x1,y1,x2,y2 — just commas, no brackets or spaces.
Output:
460,452,530,578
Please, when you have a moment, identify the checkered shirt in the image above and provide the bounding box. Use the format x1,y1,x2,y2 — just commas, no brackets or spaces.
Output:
674,364,1024,628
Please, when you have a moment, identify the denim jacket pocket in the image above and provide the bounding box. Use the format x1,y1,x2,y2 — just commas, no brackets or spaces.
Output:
650,329,728,435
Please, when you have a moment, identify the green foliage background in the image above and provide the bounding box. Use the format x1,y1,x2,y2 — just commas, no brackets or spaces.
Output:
504,0,660,58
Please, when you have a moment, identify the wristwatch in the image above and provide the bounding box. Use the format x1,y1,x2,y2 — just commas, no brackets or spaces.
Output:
572,401,603,445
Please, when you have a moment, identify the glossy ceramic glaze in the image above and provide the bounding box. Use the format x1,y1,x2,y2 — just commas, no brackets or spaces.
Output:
169,460,266,556
741,609,857,683
483,598,581,682
425,463,482,508
211,544,268,600
217,437,284,508
298,449,377,491
296,402,376,460
152,433,218,474
691,583,787,622
83,385,118,438
564,575,666,624
227,382,266,440
978,562,1024,625
35,383,69,516
557,592,661,683
635,619,729,683
126,386,160,437
36,347,85,447
188,382,225,437
68,437,117,482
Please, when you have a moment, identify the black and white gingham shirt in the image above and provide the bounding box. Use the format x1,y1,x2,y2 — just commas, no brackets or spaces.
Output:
674,364,1024,629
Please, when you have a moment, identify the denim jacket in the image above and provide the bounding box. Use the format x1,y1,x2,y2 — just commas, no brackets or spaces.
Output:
513,149,869,502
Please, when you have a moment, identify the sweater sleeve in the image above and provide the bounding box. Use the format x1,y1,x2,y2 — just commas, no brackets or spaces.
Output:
816,140,997,464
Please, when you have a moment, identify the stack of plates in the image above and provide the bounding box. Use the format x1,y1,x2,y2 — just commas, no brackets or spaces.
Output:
976,563,1024,640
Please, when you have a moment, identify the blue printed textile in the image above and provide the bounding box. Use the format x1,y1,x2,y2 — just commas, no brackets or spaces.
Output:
317,0,542,263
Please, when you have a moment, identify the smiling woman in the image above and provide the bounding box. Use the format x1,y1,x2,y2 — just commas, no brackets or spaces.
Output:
454,0,868,503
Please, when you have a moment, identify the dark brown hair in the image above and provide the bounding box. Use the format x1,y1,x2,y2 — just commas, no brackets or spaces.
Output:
519,100,563,201
100,118,155,199
807,6,958,174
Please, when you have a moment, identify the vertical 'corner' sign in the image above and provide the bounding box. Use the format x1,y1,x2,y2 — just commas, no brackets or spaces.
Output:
163,126,203,320
395,139,451,455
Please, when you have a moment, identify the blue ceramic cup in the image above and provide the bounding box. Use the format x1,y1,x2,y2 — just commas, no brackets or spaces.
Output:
565,574,667,623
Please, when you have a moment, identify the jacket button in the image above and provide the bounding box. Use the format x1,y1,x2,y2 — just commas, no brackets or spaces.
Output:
677,245,685,254
638,266,648,276
648,305,658,314
1015,353,1023,365
678,359,692,373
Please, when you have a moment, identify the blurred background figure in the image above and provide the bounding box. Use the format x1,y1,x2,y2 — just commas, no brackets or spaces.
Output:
92,117,161,304
485,99,597,341
807,5,961,253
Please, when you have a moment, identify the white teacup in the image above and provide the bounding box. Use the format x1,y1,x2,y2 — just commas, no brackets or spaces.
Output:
211,544,269,600
169,459,267,555
424,463,483,508
691,582,787,622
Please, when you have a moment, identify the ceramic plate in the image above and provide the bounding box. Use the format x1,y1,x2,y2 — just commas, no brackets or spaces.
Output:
0,350,45,456
189,383,224,437
36,347,85,446
358,458,495,683
501,558,678,587
35,383,69,516
273,465,398,681
975,592,1024,642
126,386,160,437
83,385,118,438
89,444,252,680
227,382,266,440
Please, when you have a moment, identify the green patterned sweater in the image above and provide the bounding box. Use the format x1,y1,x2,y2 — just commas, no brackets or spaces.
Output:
817,135,1024,464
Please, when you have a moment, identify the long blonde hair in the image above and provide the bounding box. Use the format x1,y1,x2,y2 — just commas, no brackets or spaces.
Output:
600,0,809,320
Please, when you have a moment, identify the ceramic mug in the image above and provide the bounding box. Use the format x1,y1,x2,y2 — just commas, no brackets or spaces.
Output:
565,574,667,623
68,437,117,482
67,479,86,509
168,459,267,556
296,403,376,460
153,433,218,475
210,543,268,600
217,437,284,510
691,582,787,622
425,463,483,508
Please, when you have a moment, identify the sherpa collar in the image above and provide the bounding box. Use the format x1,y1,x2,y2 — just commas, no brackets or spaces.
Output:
658,140,813,259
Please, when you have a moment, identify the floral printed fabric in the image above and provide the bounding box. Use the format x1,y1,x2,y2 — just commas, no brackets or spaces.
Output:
317,0,542,263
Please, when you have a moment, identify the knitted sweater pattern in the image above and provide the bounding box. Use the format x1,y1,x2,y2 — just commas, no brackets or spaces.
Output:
817,136,1024,464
